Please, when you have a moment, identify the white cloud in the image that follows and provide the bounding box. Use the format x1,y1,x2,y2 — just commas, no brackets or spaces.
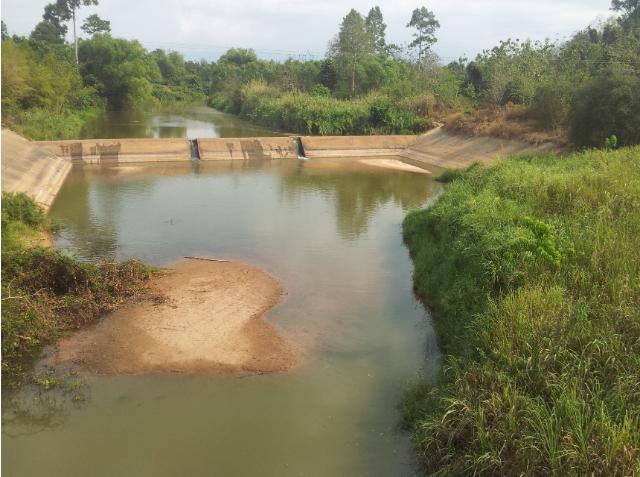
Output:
1,0,614,60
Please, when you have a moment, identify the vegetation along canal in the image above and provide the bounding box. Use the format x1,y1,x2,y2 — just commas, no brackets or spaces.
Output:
3,158,442,477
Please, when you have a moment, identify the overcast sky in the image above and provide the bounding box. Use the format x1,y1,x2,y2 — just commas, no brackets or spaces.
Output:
1,0,615,61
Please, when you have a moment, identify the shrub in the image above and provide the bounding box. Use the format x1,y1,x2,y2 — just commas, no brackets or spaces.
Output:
570,68,640,147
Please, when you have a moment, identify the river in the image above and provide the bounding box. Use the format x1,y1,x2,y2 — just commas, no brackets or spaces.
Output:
2,107,440,477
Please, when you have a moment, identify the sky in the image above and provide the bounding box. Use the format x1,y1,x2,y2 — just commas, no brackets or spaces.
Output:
1,0,615,62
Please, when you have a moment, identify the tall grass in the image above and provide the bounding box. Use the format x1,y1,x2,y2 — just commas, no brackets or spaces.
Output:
211,81,432,135
2,106,103,141
402,147,640,475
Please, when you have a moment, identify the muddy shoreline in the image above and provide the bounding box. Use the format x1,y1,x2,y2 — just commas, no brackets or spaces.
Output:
47,259,295,375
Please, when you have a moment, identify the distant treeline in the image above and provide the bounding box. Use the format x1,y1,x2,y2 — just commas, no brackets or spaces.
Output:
1,1,639,145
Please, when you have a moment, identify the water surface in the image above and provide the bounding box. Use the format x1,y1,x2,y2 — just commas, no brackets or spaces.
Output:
79,105,280,139
3,158,440,477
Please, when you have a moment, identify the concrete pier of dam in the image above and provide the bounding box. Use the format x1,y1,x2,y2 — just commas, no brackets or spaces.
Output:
3,128,558,208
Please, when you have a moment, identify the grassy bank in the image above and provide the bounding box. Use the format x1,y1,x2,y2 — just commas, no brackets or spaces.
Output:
402,147,640,475
2,106,104,141
210,82,433,135
1,193,153,386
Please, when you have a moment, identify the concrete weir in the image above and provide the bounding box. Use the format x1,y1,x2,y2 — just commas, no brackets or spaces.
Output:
3,127,559,210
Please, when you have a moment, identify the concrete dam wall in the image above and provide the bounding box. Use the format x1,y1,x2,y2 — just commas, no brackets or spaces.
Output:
198,137,297,160
1,129,72,210
34,135,423,163
36,138,192,164
300,135,419,158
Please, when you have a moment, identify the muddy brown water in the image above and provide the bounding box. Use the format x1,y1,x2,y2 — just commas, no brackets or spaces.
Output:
78,105,281,139
2,158,441,476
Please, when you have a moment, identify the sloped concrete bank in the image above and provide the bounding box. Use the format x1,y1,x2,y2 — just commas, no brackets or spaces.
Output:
1,129,72,210
400,127,558,169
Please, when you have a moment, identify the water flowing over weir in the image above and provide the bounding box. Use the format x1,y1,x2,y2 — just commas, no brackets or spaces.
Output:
294,136,307,160
189,139,201,160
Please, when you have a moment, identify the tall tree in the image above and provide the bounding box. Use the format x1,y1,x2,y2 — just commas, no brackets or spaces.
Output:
611,0,639,14
30,20,66,45
365,6,387,56
329,9,374,96
53,0,99,64
1,21,8,41
407,6,440,64
81,14,110,36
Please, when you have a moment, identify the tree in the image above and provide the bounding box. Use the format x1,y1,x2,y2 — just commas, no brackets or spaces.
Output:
52,0,99,64
570,67,640,147
329,9,374,96
407,6,440,64
1,21,8,41
611,0,639,14
79,35,160,108
30,20,67,45
365,6,387,56
81,14,110,36
219,48,257,66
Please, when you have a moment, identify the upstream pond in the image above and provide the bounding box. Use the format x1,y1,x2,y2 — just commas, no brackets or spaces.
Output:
79,105,280,139
3,107,442,476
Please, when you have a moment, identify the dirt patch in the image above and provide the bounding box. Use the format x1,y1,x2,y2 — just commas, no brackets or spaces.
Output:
358,159,431,174
49,259,295,374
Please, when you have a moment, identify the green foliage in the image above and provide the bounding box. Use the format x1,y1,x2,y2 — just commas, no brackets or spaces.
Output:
79,34,160,109
1,38,102,139
365,6,387,56
403,147,640,475
81,14,110,36
228,81,431,135
328,9,375,97
570,67,640,147
1,193,153,386
407,7,440,62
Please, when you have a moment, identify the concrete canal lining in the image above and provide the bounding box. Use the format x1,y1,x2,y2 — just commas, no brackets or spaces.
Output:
1,129,72,210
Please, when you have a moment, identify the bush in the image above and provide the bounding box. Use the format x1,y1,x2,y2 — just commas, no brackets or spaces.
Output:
570,68,640,147
234,81,431,135
1,193,153,385
403,147,640,475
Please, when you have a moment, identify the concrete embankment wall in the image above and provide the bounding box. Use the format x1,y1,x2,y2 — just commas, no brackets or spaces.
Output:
300,135,419,158
400,128,558,169
1,129,72,210
36,138,191,164
198,137,297,160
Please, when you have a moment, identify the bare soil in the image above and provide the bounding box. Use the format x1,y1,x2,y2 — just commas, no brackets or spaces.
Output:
50,259,295,374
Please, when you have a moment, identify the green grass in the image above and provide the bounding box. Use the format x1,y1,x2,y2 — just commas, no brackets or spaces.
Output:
1,193,153,386
402,147,640,476
2,106,103,141
210,81,432,135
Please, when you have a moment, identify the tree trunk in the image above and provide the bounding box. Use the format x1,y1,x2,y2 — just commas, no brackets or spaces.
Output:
73,9,78,65
351,64,355,97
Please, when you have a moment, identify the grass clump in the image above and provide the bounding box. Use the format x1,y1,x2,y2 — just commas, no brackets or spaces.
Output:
402,147,640,475
1,193,153,386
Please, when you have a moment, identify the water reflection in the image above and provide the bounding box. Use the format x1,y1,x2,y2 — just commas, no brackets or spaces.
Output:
80,105,282,139
281,161,439,239
8,158,440,477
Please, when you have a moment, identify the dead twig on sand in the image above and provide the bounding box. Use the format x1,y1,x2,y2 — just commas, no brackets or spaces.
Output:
184,256,230,263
